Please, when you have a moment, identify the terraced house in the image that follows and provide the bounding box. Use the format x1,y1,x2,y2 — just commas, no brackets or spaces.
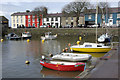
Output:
11,11,43,28
85,7,120,27
43,13,62,28
61,14,85,28
11,7,120,28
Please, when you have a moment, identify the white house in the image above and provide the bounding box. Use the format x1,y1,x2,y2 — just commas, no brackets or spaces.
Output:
43,13,62,28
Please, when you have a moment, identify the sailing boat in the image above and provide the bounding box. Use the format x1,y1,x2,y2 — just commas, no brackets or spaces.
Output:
70,4,111,53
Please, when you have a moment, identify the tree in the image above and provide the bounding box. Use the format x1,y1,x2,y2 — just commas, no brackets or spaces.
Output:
62,0,90,27
32,6,48,28
98,2,110,25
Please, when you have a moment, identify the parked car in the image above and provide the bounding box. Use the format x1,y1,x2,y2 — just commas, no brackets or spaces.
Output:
63,25,72,28
40,25,47,28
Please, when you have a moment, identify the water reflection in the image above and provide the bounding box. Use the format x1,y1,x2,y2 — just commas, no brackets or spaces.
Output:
40,67,81,78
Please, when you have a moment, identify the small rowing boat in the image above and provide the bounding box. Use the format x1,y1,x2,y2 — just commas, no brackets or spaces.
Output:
40,60,86,71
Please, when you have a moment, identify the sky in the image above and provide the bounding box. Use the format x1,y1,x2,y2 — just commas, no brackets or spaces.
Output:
0,0,119,26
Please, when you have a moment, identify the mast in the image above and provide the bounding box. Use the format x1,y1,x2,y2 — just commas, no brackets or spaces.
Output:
95,3,98,43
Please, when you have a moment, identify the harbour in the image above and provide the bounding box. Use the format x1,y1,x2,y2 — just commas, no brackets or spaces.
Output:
1,30,119,78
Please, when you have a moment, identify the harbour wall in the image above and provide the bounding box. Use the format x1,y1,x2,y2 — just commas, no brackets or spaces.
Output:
7,28,118,39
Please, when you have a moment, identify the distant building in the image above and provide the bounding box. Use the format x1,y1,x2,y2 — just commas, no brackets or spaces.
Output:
0,16,9,37
85,7,120,27
43,13,62,28
61,14,85,28
11,11,42,28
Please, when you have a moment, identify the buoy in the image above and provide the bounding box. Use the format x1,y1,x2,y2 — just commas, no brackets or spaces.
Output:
27,39,30,42
62,49,66,52
79,37,82,41
65,48,68,51
1,39,3,42
49,53,53,57
42,40,44,43
68,43,71,46
25,60,30,64
77,41,80,45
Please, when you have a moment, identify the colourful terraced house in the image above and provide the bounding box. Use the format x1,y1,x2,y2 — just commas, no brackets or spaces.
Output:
85,7,120,27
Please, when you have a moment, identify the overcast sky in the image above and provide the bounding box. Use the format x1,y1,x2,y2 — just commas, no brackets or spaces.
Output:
0,0,119,26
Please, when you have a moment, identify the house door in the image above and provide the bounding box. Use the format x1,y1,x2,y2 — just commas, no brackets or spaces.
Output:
108,19,113,26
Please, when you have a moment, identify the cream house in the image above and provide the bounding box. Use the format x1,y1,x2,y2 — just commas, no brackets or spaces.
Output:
11,13,25,28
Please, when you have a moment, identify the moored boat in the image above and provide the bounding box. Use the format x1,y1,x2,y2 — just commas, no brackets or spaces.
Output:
41,32,57,40
52,53,92,61
21,32,32,39
70,42,111,53
40,60,86,71
6,33,21,40
98,33,111,43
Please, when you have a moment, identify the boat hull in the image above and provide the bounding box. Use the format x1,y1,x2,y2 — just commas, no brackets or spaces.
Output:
52,53,92,61
22,36,31,40
40,60,85,71
70,48,111,53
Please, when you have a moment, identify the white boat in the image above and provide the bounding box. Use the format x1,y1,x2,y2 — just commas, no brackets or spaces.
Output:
22,32,32,39
70,42,111,53
41,32,57,40
52,53,92,61
98,33,111,43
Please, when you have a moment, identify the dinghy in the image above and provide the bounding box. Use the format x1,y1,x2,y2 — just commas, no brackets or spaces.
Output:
52,53,92,61
40,60,86,71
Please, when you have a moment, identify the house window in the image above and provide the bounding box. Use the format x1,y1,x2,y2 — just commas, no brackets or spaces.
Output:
28,19,30,22
33,19,35,22
17,19,19,23
28,16,30,18
13,19,15,23
117,14,120,18
13,24,15,27
32,16,35,18
17,24,19,27
109,14,112,18
28,24,30,27
51,17,54,21
33,23,35,27
55,17,58,21
88,15,92,19
47,18,49,21
21,19,22,23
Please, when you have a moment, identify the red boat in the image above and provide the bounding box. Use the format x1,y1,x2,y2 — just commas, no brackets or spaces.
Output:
40,60,86,71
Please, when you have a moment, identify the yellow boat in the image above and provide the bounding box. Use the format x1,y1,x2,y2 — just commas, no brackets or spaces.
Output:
70,42,111,53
